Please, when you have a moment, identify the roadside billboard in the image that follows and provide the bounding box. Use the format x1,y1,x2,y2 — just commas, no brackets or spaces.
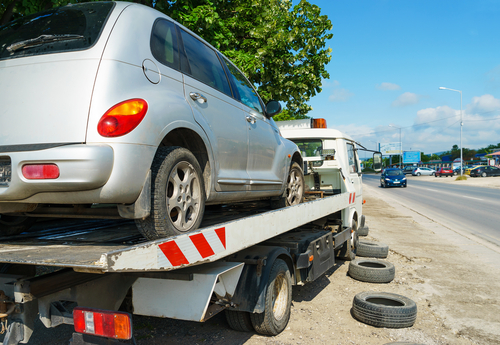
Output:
379,142,401,155
403,151,420,164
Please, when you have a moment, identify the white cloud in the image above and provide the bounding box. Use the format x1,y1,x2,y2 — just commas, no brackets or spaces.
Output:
467,94,500,113
321,79,340,88
376,82,401,91
328,88,353,102
392,92,420,107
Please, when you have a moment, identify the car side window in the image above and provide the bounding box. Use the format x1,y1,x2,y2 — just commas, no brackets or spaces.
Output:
179,30,231,96
347,143,359,173
221,58,263,113
150,19,179,70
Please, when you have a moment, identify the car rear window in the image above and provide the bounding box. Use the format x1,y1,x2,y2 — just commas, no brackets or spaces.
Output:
0,2,114,61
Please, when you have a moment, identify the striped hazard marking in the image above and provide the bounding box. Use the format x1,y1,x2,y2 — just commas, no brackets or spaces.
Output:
349,192,356,204
157,227,226,268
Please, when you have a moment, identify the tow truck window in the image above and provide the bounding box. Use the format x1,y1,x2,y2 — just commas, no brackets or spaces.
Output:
291,140,322,157
347,143,359,173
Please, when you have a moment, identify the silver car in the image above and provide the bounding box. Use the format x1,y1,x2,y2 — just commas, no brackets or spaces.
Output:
412,167,436,176
0,2,304,239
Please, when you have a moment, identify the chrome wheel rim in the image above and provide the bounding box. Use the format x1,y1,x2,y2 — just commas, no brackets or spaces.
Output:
166,161,201,231
286,169,303,205
272,274,288,321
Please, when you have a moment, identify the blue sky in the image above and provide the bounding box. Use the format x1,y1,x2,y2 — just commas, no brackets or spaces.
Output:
307,0,500,156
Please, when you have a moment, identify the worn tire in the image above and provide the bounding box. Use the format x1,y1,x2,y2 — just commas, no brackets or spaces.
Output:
357,225,369,237
250,259,292,335
271,162,304,209
357,240,389,258
352,291,417,328
348,258,395,283
225,310,254,332
337,220,358,261
0,215,36,236
135,147,206,240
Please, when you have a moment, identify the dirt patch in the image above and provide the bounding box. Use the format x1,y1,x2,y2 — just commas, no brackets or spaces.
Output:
134,187,500,345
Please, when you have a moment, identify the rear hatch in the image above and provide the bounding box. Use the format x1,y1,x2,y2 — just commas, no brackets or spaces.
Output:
0,2,116,147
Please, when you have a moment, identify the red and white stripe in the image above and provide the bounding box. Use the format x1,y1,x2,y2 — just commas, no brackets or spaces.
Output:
157,227,226,268
349,192,356,204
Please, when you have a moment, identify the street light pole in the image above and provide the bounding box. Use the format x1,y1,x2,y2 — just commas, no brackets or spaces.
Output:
389,124,402,167
439,87,463,176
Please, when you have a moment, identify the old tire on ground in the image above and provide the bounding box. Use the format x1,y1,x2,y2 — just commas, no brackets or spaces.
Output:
352,291,417,328
225,310,254,332
348,258,395,283
357,240,389,258
357,225,369,237
337,220,358,261
250,259,292,335
271,162,304,209
135,146,206,240
0,215,36,236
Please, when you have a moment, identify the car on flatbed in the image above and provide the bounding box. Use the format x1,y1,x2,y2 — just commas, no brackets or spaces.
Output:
0,2,303,240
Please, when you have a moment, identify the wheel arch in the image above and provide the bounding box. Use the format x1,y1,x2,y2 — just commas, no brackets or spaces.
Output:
291,151,303,169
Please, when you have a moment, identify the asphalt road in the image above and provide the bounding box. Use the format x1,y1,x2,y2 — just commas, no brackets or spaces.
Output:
362,174,500,249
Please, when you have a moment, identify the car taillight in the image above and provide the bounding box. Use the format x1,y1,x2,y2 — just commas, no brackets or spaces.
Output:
98,99,148,137
73,307,132,340
22,164,59,179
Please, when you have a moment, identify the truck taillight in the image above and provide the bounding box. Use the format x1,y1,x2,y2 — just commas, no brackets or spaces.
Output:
98,99,148,137
22,164,59,179
73,307,132,340
312,118,327,128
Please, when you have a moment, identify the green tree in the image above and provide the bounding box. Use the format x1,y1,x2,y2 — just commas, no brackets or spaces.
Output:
2,0,332,119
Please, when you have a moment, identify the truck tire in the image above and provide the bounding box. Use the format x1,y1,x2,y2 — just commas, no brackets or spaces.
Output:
357,240,389,258
136,146,206,240
352,291,417,328
0,215,36,237
357,225,369,237
348,258,395,283
271,162,304,209
250,259,292,335
225,310,254,332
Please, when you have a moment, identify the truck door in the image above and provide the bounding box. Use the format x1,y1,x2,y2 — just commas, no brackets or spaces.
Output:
346,142,362,198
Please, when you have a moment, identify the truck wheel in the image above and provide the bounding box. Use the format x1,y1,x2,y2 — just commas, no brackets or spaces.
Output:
0,215,36,236
250,259,292,335
225,310,254,332
271,162,304,209
135,146,205,240
337,220,358,261
348,258,395,283
356,240,389,258
352,291,417,328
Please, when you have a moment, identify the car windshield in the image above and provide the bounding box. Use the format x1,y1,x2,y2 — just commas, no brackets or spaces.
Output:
386,170,403,176
292,139,323,157
0,2,114,60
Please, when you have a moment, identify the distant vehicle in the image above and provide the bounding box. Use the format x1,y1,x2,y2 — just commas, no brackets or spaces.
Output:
465,166,482,176
435,167,454,177
380,168,407,188
412,167,435,176
402,166,415,175
469,166,500,177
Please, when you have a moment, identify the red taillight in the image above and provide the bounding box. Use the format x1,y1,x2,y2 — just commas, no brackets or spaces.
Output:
98,99,148,137
73,308,132,340
22,164,59,179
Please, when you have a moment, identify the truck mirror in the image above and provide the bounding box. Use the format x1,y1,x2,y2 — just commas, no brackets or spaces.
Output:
266,100,282,117
373,152,382,172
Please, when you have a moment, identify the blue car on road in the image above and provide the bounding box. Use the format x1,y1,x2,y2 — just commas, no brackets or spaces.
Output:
380,168,407,188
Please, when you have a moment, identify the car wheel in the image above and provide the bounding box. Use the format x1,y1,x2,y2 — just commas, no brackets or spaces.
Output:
0,215,36,237
416,172,421,176
431,172,435,176
135,146,206,240
271,162,304,208
250,259,292,335
482,172,487,177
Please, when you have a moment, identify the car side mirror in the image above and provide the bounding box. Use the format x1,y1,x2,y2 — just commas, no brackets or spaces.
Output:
373,152,382,172
265,100,281,117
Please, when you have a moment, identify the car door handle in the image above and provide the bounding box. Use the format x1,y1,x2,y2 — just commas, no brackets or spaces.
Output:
189,92,207,104
246,115,256,124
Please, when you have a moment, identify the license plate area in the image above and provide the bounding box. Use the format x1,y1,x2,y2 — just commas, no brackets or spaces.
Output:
0,158,12,186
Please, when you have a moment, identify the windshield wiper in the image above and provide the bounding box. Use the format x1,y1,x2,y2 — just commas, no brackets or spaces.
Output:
7,34,85,52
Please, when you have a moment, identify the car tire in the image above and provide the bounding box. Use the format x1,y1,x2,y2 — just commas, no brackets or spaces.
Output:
135,146,206,240
271,162,304,209
482,172,487,177
337,219,358,261
416,172,421,176
357,240,389,258
348,258,395,283
225,310,254,332
0,215,36,237
250,259,292,335
352,291,417,328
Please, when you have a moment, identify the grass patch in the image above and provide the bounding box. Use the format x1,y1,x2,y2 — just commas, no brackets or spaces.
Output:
455,175,467,181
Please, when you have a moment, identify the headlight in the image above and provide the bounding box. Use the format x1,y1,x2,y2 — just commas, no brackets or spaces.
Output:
385,178,390,181
402,178,406,180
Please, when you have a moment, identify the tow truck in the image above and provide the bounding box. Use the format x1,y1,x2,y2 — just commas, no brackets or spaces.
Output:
0,119,381,344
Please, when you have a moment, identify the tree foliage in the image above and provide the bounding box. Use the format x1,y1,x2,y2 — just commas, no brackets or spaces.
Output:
1,0,333,119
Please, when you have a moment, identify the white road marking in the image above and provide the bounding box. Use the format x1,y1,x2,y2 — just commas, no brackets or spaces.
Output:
424,188,439,192
461,195,483,201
